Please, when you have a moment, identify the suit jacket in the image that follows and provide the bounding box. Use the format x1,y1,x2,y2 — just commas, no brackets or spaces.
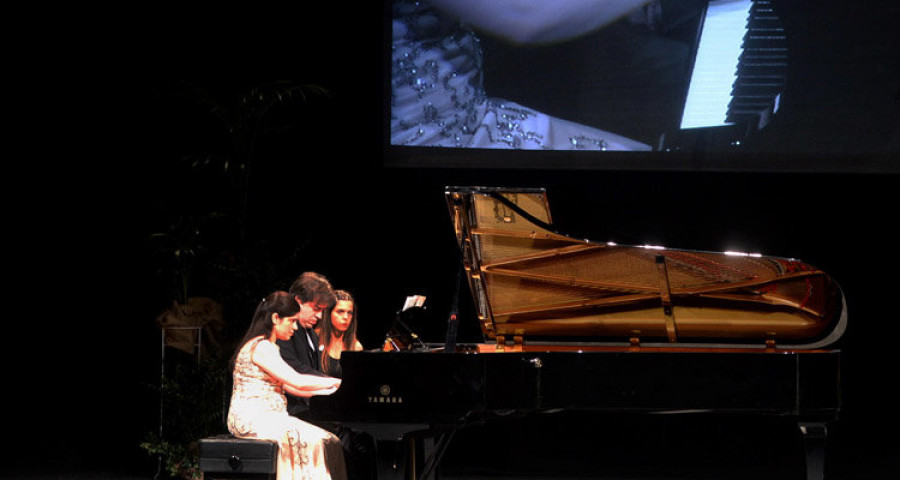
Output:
277,328,325,418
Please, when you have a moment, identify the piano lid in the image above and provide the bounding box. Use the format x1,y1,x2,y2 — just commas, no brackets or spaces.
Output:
445,186,846,350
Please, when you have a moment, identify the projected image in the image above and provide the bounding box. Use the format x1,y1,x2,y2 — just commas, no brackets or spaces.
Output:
390,0,779,153
391,0,669,151
388,0,898,169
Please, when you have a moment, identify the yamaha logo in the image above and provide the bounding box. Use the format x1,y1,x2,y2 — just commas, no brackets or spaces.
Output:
368,384,403,404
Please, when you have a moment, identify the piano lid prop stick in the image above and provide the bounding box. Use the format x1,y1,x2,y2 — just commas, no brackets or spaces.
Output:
383,296,429,351
444,256,464,353
395,315,427,350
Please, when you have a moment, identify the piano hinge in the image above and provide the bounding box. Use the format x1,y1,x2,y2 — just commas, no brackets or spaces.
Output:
765,331,777,350
630,329,642,350
513,329,525,346
495,329,525,351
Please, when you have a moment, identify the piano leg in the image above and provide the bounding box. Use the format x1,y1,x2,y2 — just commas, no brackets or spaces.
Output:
418,429,456,480
374,429,456,480
799,421,828,480
373,438,406,480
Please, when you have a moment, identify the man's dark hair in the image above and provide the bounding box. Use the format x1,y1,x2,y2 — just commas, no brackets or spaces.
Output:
289,271,335,306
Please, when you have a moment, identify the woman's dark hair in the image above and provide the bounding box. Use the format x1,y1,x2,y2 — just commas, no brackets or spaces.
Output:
231,291,300,369
316,290,359,375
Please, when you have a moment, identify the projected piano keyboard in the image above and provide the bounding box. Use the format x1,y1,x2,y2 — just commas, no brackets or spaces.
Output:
680,0,786,130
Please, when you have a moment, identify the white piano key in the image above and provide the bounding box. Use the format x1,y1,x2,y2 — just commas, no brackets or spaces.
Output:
680,0,753,129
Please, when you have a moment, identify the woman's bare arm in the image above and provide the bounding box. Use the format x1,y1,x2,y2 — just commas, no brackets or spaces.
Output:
428,0,652,45
252,340,341,392
283,384,339,398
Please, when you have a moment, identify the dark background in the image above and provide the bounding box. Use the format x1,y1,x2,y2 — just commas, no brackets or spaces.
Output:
11,1,897,478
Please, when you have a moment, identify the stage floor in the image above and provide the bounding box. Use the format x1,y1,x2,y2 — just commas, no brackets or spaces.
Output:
8,410,894,480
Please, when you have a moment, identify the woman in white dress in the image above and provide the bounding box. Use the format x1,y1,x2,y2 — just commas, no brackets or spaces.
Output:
227,291,348,480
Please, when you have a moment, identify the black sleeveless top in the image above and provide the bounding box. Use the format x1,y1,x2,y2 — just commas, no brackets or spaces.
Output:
323,354,342,378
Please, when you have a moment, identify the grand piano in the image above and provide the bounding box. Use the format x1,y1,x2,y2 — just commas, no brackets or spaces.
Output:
310,186,845,480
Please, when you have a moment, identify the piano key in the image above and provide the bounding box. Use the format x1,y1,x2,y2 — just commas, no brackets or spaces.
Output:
743,34,787,50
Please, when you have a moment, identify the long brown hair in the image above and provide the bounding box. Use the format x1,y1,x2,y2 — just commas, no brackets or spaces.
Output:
316,289,359,374
231,291,300,370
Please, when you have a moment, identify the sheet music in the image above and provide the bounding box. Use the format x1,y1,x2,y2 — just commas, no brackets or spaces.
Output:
402,295,426,311
679,0,752,129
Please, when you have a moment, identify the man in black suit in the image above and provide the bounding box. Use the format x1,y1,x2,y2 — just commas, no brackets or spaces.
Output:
278,271,377,480
277,271,337,418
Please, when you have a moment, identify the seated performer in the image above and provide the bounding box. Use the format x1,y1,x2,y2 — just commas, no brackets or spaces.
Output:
277,272,340,418
281,277,377,480
316,290,364,378
316,289,378,480
227,291,347,480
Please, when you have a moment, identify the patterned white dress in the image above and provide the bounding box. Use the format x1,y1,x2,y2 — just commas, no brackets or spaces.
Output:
227,337,347,480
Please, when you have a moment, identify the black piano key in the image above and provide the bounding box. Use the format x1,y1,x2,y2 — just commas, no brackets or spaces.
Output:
737,60,788,72
726,111,765,124
731,85,782,98
740,51,788,62
726,102,778,123
748,17,783,28
742,35,787,50
751,0,777,13
733,75,785,85
729,97,776,111
738,65,787,80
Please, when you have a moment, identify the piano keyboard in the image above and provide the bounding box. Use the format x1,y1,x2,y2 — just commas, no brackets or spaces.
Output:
679,0,787,130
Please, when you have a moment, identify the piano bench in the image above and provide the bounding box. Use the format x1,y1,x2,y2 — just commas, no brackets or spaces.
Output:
198,434,278,480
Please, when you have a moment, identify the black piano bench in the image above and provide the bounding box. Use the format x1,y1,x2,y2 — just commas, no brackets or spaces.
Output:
198,434,278,480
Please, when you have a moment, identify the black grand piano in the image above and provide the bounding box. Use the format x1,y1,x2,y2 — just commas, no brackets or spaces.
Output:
310,186,845,480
